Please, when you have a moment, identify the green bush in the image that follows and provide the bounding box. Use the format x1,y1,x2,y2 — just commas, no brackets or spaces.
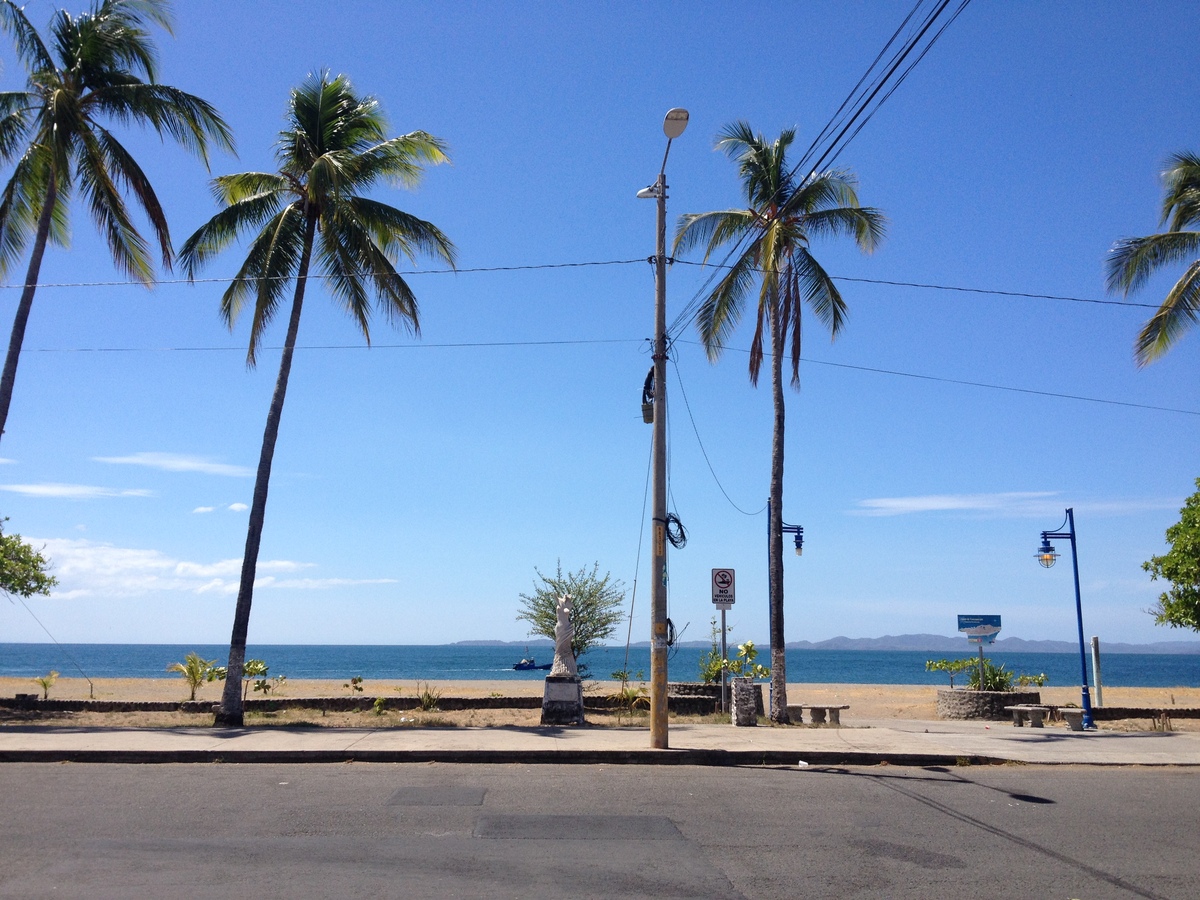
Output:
967,658,1014,692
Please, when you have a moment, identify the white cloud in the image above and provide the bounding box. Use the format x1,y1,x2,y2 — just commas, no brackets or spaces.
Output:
0,457,15,465
228,503,248,512
32,537,382,598
0,483,153,499
852,491,1178,518
193,506,215,514
93,452,252,477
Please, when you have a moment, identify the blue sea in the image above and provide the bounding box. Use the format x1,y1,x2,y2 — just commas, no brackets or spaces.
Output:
1,643,1198,688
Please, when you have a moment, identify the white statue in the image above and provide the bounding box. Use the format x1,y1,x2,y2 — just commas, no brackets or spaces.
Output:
549,594,577,678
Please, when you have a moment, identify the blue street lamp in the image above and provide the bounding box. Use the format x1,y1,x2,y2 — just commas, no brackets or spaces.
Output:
1037,507,1095,729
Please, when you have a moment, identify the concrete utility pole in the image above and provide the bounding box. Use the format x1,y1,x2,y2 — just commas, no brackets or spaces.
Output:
638,107,688,749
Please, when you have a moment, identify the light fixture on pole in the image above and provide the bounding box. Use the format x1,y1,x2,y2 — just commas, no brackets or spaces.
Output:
638,106,687,750
1037,507,1095,729
766,498,803,681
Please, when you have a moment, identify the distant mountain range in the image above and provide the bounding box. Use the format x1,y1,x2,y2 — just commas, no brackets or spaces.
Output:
465,634,1200,654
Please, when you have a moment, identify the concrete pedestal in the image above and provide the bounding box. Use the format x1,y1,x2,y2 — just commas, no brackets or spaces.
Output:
541,675,584,725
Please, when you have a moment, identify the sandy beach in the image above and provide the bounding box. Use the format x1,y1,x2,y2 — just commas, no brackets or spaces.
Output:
6,676,1200,721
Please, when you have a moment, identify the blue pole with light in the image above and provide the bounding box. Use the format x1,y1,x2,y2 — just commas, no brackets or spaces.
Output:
1037,507,1095,729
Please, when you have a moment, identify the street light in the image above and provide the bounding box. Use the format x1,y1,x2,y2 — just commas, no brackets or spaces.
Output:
639,107,688,750
1037,507,1095,729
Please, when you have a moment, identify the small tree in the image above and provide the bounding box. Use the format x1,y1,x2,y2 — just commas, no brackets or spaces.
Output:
0,518,56,599
33,669,57,699
1143,478,1200,631
516,562,625,675
697,617,729,684
166,652,217,701
925,657,975,689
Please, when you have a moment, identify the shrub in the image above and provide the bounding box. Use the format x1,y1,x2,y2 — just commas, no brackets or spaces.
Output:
166,652,217,701
967,658,1014,692
33,670,58,700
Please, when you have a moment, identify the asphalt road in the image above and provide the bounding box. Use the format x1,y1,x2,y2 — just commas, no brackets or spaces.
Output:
0,762,1195,899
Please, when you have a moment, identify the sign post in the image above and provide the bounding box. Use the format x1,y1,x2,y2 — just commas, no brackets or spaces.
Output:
958,615,1001,687
712,569,735,711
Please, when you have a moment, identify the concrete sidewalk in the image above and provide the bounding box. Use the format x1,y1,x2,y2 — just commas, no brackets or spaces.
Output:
1,718,1199,766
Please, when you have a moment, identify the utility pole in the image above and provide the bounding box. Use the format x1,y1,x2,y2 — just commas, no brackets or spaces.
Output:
638,108,688,749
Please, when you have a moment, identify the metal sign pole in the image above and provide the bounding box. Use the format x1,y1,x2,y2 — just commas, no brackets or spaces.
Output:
720,607,728,713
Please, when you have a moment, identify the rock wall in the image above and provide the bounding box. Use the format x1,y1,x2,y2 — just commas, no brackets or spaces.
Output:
937,689,1041,720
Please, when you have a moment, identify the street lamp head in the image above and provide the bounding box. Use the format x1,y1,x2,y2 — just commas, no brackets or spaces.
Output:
794,527,804,556
663,108,689,139
1037,536,1058,568
636,184,659,199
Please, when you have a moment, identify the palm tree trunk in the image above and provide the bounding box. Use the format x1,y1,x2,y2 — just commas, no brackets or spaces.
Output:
768,303,789,723
0,176,57,445
215,211,317,727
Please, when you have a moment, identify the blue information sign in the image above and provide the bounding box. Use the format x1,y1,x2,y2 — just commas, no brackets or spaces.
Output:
957,614,1001,644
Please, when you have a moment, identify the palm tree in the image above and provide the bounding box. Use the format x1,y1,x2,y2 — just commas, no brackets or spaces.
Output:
179,72,456,726
1107,151,1200,366
0,0,233,442
673,122,884,723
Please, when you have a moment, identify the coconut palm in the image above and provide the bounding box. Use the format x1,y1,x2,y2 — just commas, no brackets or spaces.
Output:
0,0,233,442
166,651,216,701
179,72,456,726
1107,151,1200,366
673,122,884,723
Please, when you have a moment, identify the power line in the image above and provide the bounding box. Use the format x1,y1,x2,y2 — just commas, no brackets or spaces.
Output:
27,337,642,353
0,258,645,290
670,357,765,516
676,340,1200,417
672,260,1162,310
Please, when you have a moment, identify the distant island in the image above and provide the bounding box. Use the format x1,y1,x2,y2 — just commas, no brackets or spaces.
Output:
603,634,1200,654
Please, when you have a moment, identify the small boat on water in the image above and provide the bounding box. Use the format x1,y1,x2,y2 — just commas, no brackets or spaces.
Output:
513,657,552,671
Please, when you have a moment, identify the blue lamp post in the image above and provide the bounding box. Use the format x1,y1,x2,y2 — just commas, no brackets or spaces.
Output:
1037,507,1095,729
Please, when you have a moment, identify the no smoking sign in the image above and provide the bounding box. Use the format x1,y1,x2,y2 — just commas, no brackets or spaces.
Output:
711,568,735,606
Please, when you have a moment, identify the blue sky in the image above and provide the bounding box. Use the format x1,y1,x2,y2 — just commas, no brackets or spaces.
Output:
2,0,1199,650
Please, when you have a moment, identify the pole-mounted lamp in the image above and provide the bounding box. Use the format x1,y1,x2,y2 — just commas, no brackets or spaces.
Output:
639,107,688,750
1037,508,1095,729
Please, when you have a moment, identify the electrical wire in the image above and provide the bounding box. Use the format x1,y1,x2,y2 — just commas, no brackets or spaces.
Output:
0,258,646,291
7,594,94,697
675,339,1200,417
621,438,654,677
671,356,766,516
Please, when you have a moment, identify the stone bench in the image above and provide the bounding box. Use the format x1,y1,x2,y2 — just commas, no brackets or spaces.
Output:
1058,708,1086,731
1004,704,1050,728
787,704,849,725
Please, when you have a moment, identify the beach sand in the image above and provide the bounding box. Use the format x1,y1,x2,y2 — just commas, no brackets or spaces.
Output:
6,677,1200,721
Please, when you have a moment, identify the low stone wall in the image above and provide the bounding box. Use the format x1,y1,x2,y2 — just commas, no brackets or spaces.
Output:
2,693,724,716
937,689,1041,720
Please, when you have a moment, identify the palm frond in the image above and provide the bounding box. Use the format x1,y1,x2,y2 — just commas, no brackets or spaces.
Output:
211,172,290,205
1106,231,1200,296
1161,151,1200,231
0,1,56,74
672,209,753,260
178,189,285,279
1134,259,1200,366
90,82,234,165
695,243,760,361
75,125,153,282
94,126,170,268
226,205,306,366
347,131,451,191
792,247,847,339
344,196,456,268
799,205,887,252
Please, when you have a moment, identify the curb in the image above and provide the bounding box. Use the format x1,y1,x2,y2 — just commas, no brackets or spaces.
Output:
0,748,1004,767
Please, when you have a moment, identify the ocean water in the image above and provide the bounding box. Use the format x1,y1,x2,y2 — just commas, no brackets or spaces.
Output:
1,643,1198,688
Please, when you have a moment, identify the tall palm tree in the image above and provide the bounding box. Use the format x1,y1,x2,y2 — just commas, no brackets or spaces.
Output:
0,0,233,442
1107,151,1200,366
179,72,456,726
674,122,884,723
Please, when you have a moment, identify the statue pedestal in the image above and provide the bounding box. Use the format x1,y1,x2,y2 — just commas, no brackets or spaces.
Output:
541,675,584,725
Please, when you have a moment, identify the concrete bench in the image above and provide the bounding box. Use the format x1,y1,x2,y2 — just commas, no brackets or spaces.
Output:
1005,705,1050,728
788,704,849,725
1058,708,1085,731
